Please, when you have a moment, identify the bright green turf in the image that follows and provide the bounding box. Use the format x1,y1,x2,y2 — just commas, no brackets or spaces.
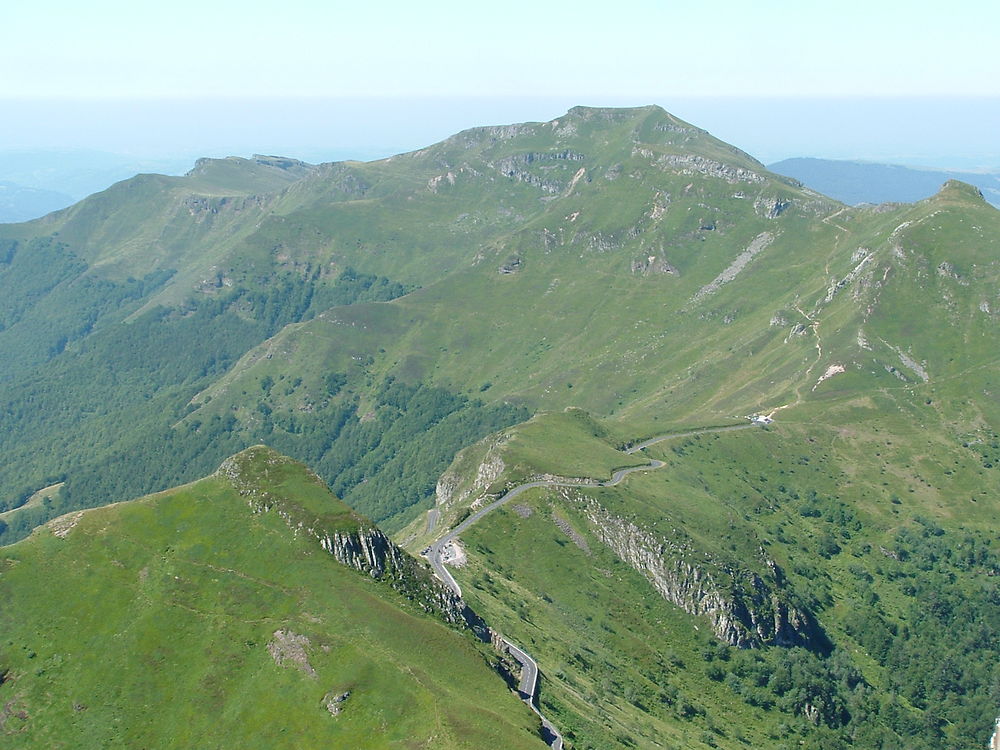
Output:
0,452,543,749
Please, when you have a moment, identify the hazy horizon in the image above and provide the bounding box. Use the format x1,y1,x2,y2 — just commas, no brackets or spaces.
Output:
2,96,998,173
4,2,998,204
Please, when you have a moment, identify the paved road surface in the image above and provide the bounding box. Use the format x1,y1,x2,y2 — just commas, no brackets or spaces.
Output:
425,507,439,534
624,423,753,454
426,422,753,749
502,637,563,749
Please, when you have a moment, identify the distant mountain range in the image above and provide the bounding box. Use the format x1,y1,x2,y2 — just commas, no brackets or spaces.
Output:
0,149,196,222
769,156,1000,207
7,149,999,224
0,181,73,222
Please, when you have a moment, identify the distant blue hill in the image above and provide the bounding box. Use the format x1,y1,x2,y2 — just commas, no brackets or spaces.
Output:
0,149,195,203
768,157,1000,208
0,181,74,223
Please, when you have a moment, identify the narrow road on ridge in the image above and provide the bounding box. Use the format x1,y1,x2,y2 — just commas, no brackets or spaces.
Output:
426,422,754,749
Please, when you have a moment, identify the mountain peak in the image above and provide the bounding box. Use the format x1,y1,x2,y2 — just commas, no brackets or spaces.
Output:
184,154,316,193
563,103,666,119
217,445,364,529
416,103,767,181
931,178,989,205
250,154,314,171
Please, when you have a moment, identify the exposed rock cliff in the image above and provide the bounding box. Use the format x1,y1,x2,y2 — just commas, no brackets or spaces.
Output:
662,153,766,184
564,490,827,650
218,447,484,632
435,432,510,511
491,152,581,194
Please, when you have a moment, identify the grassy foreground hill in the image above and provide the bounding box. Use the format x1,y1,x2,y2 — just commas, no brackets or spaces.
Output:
0,447,544,749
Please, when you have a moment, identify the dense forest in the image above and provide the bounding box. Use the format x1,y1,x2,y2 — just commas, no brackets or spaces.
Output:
710,522,999,749
0,256,525,543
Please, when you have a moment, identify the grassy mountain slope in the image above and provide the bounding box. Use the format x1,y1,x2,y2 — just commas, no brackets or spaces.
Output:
387,179,1000,748
3,107,999,542
174,151,1000,459
1,105,998,749
413,408,999,749
0,447,543,749
389,183,1000,749
0,105,835,537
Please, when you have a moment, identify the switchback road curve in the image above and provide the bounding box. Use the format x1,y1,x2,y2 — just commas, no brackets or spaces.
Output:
426,422,753,749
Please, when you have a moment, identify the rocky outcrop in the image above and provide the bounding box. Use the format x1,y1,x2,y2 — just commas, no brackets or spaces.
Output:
312,164,372,201
494,162,562,193
427,171,456,192
570,493,827,650
435,432,509,511
499,256,522,275
267,629,317,676
183,193,268,219
487,150,587,194
631,254,678,275
251,154,314,174
653,121,700,136
652,153,766,184
323,690,350,716
314,522,490,636
218,447,484,632
317,524,408,577
689,232,776,304
587,232,624,253
754,195,791,218
515,150,586,164
483,124,542,142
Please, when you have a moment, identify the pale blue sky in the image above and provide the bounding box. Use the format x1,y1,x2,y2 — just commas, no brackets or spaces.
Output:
5,0,999,98
1,1,998,168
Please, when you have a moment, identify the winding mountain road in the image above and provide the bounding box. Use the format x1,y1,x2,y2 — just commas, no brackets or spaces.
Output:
426,422,753,749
